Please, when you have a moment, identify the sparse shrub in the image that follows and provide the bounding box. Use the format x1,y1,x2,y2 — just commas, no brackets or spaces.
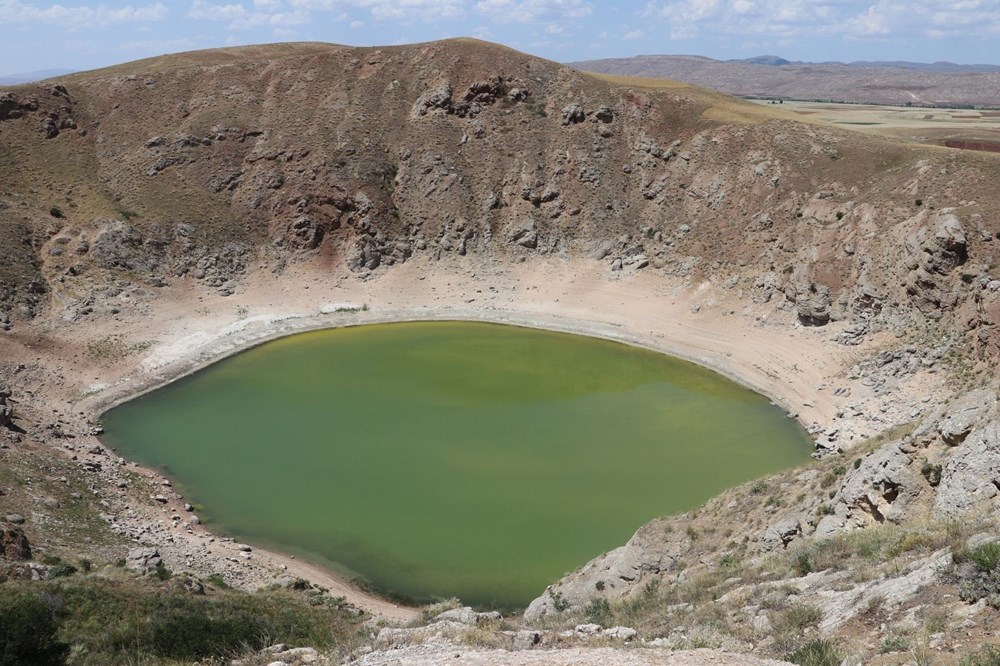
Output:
719,553,740,569
49,206,64,218
78,558,93,573
86,334,154,363
835,211,844,220
915,199,923,207
879,634,910,654
777,603,824,633
153,561,172,581
820,466,846,489
550,590,570,612
853,458,862,469
594,580,605,591
961,644,1000,666
816,504,835,516
751,480,768,494
923,606,951,634
786,638,841,666
47,563,78,579
966,542,1000,571
765,495,784,508
685,525,699,541
953,541,1000,607
585,597,612,627
921,460,943,486
793,550,814,576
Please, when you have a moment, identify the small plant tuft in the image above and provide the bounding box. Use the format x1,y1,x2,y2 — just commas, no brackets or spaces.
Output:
879,634,910,654
786,638,841,666
961,644,1000,666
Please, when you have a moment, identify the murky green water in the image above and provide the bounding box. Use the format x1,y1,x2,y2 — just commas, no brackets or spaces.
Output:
101,321,811,608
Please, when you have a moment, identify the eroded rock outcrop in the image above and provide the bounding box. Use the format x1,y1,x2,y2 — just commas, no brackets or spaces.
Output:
0,527,31,560
524,516,691,621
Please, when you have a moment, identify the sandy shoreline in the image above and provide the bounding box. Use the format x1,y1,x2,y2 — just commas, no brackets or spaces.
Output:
16,257,947,621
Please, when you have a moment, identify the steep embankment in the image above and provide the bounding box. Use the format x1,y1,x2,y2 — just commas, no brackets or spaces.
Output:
2,39,1000,663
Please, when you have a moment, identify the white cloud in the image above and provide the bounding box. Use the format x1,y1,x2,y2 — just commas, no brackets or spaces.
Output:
350,18,363,27
188,0,247,20
474,0,593,23
120,37,194,50
0,1,168,25
623,28,644,39
643,0,1000,42
369,0,466,21
287,0,466,21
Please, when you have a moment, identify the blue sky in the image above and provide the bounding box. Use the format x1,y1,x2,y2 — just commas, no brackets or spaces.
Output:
2,0,999,76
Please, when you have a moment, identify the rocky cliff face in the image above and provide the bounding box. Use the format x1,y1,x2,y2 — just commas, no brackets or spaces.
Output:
2,40,1000,358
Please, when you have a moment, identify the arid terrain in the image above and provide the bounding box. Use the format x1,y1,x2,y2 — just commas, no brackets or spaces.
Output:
755,100,1000,153
3,39,1000,665
572,54,1000,107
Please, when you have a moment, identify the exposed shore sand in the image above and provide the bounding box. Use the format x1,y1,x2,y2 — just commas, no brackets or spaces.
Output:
12,255,948,621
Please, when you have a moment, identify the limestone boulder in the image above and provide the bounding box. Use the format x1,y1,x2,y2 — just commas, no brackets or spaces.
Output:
938,388,997,444
126,547,162,574
524,516,690,621
835,441,919,525
934,422,1000,519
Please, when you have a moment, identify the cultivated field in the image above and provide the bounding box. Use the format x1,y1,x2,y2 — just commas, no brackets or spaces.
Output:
757,100,1000,152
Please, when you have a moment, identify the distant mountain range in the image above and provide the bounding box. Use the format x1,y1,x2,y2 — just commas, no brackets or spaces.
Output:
731,55,1000,73
571,55,1000,106
0,69,76,86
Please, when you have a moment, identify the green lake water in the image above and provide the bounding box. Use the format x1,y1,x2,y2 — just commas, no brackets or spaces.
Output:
101,321,812,609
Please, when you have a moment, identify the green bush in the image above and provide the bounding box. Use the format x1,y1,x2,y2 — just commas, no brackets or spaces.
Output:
953,541,1000,607
879,634,910,653
584,598,612,627
0,590,70,665
786,638,841,666
961,644,1000,666
777,603,824,633
47,563,78,579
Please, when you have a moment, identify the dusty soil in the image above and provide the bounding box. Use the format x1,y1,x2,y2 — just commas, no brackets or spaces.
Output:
351,645,792,665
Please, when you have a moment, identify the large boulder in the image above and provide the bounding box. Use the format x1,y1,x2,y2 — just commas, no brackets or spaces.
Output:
126,547,162,574
0,527,31,560
412,83,453,117
524,516,690,622
795,283,831,326
934,422,1000,519
835,442,920,525
938,388,997,445
0,386,12,429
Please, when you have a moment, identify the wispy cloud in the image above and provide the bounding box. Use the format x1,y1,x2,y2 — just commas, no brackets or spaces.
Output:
474,0,593,23
0,0,168,25
287,0,466,21
642,0,1000,41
